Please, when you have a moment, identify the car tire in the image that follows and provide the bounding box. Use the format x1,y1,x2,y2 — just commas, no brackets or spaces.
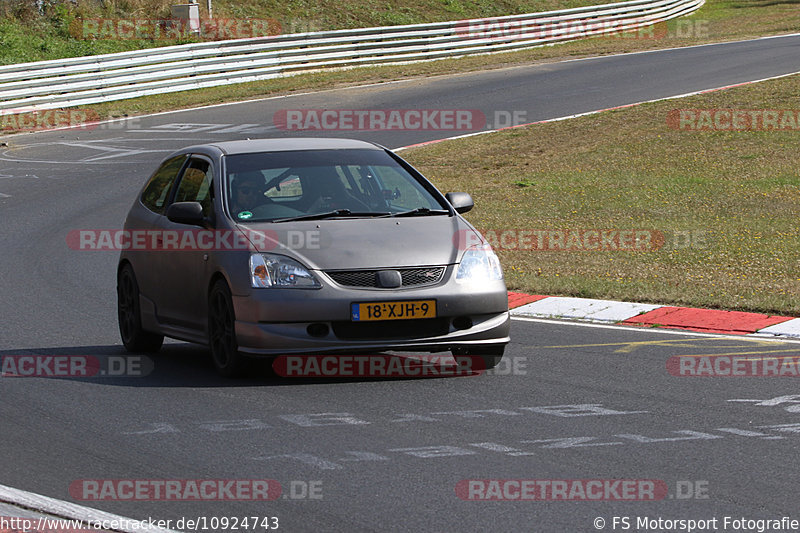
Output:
208,279,250,378
452,344,505,371
117,264,164,353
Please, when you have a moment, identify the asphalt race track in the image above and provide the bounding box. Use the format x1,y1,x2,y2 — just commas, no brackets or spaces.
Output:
2,34,800,532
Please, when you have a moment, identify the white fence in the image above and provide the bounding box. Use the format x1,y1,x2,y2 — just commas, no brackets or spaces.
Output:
0,0,703,111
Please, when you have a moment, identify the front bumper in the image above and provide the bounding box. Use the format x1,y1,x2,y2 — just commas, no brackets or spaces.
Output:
231,269,510,354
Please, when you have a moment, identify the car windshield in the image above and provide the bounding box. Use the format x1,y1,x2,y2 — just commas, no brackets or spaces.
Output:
224,149,449,223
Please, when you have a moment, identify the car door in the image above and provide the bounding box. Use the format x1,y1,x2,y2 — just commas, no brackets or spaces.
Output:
154,155,216,335
128,154,189,308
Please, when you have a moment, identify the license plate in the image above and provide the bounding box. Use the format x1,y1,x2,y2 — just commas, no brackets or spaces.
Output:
351,300,436,321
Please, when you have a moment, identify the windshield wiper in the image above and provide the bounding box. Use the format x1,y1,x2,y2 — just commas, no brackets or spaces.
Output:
272,209,392,223
391,207,451,217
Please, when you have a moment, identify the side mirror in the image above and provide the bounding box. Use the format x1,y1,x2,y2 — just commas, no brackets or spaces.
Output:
166,201,205,226
445,192,474,214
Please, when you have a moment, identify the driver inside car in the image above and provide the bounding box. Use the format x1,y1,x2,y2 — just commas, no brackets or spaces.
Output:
229,172,271,217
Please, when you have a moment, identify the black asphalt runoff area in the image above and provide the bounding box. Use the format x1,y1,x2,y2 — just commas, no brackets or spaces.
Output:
2,34,800,532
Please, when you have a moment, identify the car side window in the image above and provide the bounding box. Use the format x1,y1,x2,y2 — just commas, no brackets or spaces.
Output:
140,155,188,214
173,158,214,216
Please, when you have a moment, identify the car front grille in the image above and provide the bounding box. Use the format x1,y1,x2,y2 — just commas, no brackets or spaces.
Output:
325,267,445,289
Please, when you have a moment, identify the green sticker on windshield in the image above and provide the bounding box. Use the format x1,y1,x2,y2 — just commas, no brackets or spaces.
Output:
238,211,253,220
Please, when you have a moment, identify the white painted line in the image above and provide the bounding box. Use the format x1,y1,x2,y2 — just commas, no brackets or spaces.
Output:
0,483,178,533
511,316,800,344
0,193,11,198
753,318,800,339
511,296,662,323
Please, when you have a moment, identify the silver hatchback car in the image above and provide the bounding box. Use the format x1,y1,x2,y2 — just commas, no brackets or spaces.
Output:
117,138,510,376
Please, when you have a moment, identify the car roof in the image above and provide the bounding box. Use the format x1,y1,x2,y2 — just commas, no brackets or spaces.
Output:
204,138,384,155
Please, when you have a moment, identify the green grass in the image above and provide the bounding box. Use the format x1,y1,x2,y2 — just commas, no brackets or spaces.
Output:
0,0,609,64
401,74,800,315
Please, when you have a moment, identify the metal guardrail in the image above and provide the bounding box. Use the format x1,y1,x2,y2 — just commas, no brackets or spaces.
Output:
0,0,704,111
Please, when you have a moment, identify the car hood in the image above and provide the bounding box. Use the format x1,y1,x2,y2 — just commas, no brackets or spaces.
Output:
237,215,481,270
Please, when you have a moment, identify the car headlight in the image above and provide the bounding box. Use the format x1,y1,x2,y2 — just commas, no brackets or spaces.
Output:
456,243,504,284
250,253,321,288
